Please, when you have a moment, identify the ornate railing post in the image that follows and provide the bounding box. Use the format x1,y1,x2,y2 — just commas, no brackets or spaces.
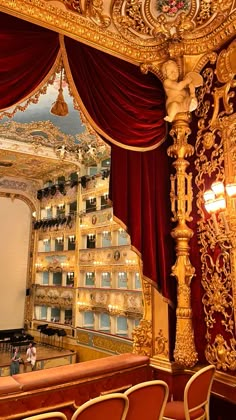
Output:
168,113,198,367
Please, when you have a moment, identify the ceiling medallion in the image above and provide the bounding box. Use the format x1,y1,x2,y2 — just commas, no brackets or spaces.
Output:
156,0,190,18
112,0,234,47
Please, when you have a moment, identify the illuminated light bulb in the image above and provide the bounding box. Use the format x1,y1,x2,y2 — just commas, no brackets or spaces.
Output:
203,190,215,203
226,183,236,197
211,181,224,197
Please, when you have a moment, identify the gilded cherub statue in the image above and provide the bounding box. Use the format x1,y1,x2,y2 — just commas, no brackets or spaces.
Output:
162,60,203,122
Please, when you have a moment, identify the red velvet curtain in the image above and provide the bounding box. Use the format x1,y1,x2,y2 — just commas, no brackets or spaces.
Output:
63,38,166,151
0,12,59,110
64,38,176,303
0,12,176,305
110,144,175,302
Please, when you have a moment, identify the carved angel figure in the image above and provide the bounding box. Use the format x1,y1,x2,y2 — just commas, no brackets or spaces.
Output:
162,60,203,122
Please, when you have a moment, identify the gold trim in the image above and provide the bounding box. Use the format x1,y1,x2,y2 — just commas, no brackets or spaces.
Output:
60,34,166,152
0,50,61,114
0,0,169,65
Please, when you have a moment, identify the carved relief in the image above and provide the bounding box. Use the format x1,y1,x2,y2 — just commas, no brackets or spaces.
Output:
2,0,236,64
35,286,74,308
195,41,236,371
132,319,152,356
154,329,168,357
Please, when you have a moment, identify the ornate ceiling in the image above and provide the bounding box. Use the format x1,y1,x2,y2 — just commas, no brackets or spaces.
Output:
0,0,236,182
0,60,109,183
1,0,236,66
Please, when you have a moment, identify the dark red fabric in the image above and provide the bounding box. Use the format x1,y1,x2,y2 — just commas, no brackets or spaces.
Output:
0,12,176,305
64,37,166,150
64,37,175,302
110,143,175,302
0,12,59,109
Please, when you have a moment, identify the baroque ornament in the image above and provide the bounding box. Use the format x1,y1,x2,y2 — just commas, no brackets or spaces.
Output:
156,0,190,17
195,42,236,371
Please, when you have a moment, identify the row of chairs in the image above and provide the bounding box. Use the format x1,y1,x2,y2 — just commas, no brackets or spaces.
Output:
37,324,66,349
21,364,216,420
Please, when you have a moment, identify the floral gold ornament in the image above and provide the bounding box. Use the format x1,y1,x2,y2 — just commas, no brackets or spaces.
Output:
195,44,236,371
157,0,190,17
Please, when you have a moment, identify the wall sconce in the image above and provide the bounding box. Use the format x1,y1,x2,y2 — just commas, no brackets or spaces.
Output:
118,228,127,238
88,233,96,242
45,205,51,210
125,259,136,266
103,231,110,239
43,238,50,244
69,235,75,243
56,236,64,244
89,197,96,204
103,193,109,200
93,261,102,266
35,263,42,269
77,301,91,311
102,272,109,278
58,203,65,209
108,304,122,315
203,181,235,239
61,262,69,269
67,272,74,279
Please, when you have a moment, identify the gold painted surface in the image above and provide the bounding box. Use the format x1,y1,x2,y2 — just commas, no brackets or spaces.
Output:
92,335,132,353
0,149,77,180
132,319,152,357
167,112,198,368
1,0,236,67
195,40,236,371
43,355,71,369
77,331,90,344
76,346,110,362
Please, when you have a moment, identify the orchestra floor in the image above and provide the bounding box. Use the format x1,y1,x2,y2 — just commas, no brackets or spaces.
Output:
0,343,77,376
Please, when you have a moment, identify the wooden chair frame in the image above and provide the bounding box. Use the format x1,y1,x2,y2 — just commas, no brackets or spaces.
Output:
71,392,129,420
21,412,67,420
124,380,169,420
163,364,216,420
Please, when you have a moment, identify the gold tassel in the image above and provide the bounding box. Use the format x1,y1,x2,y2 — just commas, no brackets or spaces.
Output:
51,66,69,117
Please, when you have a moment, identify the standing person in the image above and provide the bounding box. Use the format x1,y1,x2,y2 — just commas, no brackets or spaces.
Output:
10,347,21,376
26,342,37,371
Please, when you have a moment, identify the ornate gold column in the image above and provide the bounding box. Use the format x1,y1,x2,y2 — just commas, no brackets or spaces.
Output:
168,113,198,367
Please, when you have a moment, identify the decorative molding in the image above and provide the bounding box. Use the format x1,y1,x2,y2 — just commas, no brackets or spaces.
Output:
1,0,236,67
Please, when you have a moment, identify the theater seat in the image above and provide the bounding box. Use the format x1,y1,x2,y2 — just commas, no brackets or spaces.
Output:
71,393,129,420
163,365,216,420
124,380,169,420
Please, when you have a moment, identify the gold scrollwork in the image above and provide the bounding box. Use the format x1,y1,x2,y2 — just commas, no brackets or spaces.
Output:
132,319,152,356
154,329,168,357
85,0,111,28
206,334,236,371
195,42,236,371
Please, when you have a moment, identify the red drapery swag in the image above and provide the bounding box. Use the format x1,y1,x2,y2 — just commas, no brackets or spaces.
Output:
0,12,175,305
0,13,60,109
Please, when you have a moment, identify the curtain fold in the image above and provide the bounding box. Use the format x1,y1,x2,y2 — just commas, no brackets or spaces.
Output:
63,37,166,151
63,37,175,303
0,12,60,110
0,12,176,304
110,143,175,303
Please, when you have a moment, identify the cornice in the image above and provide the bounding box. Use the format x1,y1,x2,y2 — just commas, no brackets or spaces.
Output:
0,0,168,65
1,1,236,69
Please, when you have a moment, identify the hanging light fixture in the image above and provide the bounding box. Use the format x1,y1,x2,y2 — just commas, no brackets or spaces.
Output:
51,64,69,117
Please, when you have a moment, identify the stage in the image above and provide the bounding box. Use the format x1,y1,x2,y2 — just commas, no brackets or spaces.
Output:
0,344,77,376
